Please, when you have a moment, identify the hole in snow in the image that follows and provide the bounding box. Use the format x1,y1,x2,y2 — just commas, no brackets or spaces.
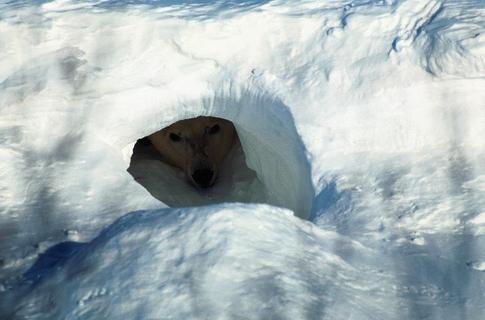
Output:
126,92,313,219
128,117,267,209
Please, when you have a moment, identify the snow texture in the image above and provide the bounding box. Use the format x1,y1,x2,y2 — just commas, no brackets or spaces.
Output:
1,0,485,319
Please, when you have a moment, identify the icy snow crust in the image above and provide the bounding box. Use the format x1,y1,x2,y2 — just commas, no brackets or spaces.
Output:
1,0,485,319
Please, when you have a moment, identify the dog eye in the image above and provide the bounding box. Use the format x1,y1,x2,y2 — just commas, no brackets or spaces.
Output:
169,133,182,142
209,124,220,135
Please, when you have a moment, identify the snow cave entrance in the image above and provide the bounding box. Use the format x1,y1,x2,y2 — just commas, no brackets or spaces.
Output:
128,118,266,210
127,94,313,219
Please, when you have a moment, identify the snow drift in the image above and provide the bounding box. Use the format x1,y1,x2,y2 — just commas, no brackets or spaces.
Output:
1,0,485,319
8,205,485,319
4,205,420,319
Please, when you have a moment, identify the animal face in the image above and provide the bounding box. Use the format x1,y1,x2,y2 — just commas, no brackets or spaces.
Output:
148,116,237,188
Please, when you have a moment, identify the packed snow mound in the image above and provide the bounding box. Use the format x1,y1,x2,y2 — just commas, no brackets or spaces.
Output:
10,204,485,319
16,205,355,319
0,206,426,318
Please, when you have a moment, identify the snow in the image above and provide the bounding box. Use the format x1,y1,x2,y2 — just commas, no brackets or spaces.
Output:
1,0,485,319
9,205,397,319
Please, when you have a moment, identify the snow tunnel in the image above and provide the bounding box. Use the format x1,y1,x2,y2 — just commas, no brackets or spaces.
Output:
125,89,314,219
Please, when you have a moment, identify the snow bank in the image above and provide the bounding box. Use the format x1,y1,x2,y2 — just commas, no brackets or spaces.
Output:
5,205,414,319
10,204,485,319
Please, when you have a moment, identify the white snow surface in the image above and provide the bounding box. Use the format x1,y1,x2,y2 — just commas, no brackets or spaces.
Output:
1,0,485,319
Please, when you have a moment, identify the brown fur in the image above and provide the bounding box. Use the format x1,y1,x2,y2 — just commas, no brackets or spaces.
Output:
148,116,236,188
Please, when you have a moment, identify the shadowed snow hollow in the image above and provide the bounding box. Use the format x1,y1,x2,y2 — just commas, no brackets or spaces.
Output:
126,94,313,219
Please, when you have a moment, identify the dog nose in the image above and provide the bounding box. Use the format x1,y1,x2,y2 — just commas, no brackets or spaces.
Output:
192,168,214,188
